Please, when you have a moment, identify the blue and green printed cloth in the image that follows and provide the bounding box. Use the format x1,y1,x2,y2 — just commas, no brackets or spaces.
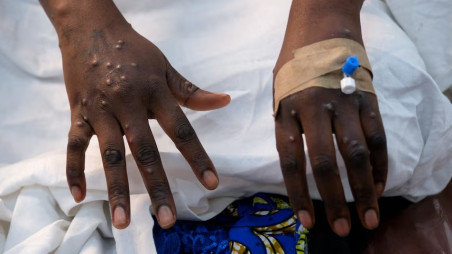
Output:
153,193,308,254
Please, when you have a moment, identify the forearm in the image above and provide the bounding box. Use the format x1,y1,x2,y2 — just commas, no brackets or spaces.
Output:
275,0,364,73
39,0,129,47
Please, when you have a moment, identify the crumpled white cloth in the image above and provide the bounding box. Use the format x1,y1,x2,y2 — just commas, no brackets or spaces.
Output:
0,0,451,253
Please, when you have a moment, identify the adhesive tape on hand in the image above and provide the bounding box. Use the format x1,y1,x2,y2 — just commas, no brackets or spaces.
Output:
274,38,375,116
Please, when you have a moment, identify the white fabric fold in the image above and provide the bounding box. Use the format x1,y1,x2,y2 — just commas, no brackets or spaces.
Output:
0,0,451,252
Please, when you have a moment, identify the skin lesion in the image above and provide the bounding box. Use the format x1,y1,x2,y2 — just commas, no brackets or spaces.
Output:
104,148,123,166
175,123,195,143
136,145,160,167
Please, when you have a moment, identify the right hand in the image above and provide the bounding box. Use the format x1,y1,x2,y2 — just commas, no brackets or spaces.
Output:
41,0,230,230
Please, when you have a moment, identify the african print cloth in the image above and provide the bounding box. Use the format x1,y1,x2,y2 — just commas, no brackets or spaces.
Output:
153,193,308,254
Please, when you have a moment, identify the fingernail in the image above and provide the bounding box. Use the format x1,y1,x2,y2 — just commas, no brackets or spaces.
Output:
158,206,175,228
375,182,384,197
333,218,350,236
71,186,82,202
113,206,127,228
297,210,313,228
364,209,379,229
202,170,219,189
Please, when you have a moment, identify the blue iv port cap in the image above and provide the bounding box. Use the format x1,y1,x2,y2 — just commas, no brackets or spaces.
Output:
342,55,360,76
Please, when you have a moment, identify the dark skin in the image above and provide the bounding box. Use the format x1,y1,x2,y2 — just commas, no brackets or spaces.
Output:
366,180,452,253
39,0,387,236
39,0,231,229
274,0,387,236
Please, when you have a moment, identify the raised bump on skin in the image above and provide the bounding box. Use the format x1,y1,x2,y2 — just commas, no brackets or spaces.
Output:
323,102,334,111
289,136,295,142
120,75,126,81
104,148,123,165
101,100,107,106
290,109,296,116
91,59,99,67
131,62,137,67
369,112,376,119
350,140,359,147
82,98,87,106
106,79,112,85
117,40,124,45
185,81,195,92
76,121,83,127
115,44,122,49
143,167,153,174
106,62,112,68
343,137,349,144
116,64,121,69
83,116,88,121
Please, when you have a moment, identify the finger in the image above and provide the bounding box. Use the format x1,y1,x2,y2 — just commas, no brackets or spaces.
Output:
298,91,350,236
154,94,219,190
333,95,379,230
66,117,93,203
93,115,130,229
359,92,388,198
166,62,230,111
275,105,314,229
118,108,176,229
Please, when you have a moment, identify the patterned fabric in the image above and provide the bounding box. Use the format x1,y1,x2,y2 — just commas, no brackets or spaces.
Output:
153,193,308,254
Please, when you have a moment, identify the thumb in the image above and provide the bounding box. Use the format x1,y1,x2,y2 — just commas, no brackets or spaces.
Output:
166,62,230,111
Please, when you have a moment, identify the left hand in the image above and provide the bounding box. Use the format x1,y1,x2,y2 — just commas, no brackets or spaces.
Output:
273,0,388,236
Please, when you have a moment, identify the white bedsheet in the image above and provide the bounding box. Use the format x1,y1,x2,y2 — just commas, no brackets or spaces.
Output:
0,0,451,253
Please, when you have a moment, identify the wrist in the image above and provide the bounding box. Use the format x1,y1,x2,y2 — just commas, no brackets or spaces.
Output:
40,0,130,47
275,0,364,73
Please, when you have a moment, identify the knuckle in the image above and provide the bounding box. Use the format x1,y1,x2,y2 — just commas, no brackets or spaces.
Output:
311,155,335,179
166,66,178,85
108,183,129,202
149,180,171,203
174,122,196,143
353,186,375,203
136,144,160,167
280,155,298,176
66,164,82,178
182,81,198,94
192,151,209,166
67,136,89,152
324,200,346,215
103,148,123,167
368,133,386,149
289,195,311,210
347,144,368,166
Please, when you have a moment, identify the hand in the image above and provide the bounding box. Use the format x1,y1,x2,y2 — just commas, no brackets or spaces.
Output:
40,0,230,229
274,0,387,236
